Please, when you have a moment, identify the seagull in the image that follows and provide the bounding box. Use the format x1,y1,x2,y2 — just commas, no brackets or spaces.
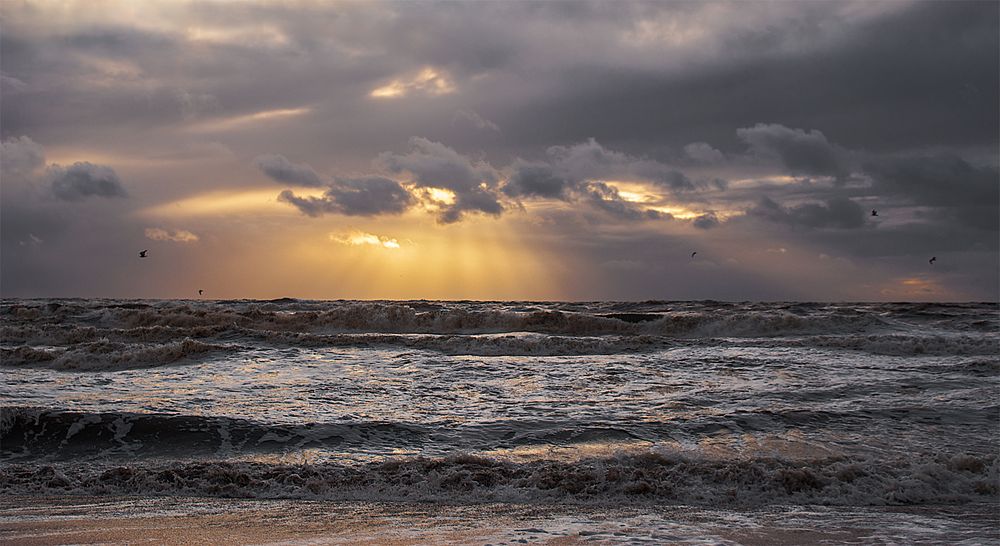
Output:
139,250,147,258
691,251,697,258
929,257,937,265
198,289,204,296
871,209,878,217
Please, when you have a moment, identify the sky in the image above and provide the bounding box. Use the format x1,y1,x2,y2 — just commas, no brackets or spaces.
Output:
1,0,997,301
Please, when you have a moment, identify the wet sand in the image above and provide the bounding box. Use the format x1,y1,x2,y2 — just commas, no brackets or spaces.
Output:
3,496,997,545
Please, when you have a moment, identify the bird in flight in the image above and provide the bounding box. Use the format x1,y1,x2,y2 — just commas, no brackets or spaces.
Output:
871,209,878,217
691,251,697,258
929,257,937,265
139,250,148,258
198,289,204,296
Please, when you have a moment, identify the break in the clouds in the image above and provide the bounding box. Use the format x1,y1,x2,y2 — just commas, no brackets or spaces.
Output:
0,1,996,300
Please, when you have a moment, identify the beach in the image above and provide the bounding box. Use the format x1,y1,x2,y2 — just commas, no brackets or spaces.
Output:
3,496,997,545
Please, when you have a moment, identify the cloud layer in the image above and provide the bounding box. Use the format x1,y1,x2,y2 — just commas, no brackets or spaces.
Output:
0,0,996,300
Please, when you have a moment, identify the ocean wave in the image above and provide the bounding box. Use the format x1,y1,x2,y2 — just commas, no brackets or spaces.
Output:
249,331,673,356
0,407,433,462
769,334,999,356
6,406,996,466
0,338,234,370
0,451,994,506
2,300,894,337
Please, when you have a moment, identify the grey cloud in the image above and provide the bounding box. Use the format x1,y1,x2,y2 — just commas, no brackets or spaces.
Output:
737,123,849,180
547,139,698,191
863,153,999,231
501,139,701,218
684,142,725,164
1,1,995,163
0,1,996,299
254,154,324,187
581,182,665,222
47,162,128,201
379,137,503,222
254,151,417,218
454,110,500,132
502,161,572,200
491,1,996,157
643,168,696,191
278,176,414,217
747,196,865,229
0,136,45,175
692,213,721,230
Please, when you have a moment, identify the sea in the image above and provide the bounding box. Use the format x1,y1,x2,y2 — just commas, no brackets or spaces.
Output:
1,299,998,544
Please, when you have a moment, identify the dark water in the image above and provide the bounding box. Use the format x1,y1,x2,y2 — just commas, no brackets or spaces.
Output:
1,299,997,540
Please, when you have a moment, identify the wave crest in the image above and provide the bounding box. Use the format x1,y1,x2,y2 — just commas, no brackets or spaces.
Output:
1,451,994,506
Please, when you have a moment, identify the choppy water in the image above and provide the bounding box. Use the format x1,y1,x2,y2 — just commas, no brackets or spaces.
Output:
1,299,997,541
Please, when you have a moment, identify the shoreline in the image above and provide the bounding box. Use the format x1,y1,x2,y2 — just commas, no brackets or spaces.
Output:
2,495,997,545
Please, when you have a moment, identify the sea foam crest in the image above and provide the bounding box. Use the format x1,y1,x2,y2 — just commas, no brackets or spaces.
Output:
0,338,233,370
1,452,995,506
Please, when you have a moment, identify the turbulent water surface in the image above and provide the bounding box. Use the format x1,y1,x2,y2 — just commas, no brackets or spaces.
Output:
1,299,998,542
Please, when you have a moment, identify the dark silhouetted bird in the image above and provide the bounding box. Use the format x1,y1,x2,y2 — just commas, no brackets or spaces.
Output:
691,251,697,258
139,250,147,258
871,209,878,216
929,257,937,265
198,289,204,295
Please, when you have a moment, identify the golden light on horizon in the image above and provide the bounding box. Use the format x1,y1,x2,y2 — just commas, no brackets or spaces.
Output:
136,187,575,300
232,215,568,301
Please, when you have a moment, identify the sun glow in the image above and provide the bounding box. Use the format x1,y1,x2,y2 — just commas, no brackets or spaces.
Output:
603,181,721,220
259,214,565,300
137,189,568,299
369,67,456,99
331,230,401,249
138,187,328,218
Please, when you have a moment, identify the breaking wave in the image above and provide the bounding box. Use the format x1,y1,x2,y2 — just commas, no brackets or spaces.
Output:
1,451,994,507
0,338,234,370
2,300,895,337
757,334,999,357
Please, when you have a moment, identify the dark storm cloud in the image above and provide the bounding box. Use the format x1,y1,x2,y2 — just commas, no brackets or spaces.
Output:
486,1,997,157
737,123,850,180
746,196,865,230
253,154,324,187
692,213,720,230
278,176,413,217
2,1,994,161
644,169,696,192
254,153,416,217
863,153,999,231
684,142,726,165
502,161,571,200
48,162,128,201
